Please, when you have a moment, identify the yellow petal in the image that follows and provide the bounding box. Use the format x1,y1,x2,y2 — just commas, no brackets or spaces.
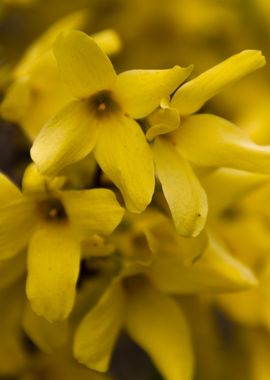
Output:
0,173,22,203
62,188,125,238
94,115,155,213
0,252,26,289
0,199,37,260
31,100,98,175
92,29,122,56
146,106,180,141
15,10,87,77
143,212,208,265
22,163,66,194
125,280,193,380
115,65,193,119
74,282,125,372
202,168,269,216
172,114,270,174
0,78,31,122
0,282,28,376
171,50,265,114
154,137,208,237
26,225,80,322
53,30,117,99
23,303,68,353
147,233,257,294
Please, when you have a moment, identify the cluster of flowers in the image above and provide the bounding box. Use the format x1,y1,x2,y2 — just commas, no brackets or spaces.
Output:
2,10,270,380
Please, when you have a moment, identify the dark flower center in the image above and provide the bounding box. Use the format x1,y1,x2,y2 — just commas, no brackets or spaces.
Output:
37,197,68,223
86,89,121,118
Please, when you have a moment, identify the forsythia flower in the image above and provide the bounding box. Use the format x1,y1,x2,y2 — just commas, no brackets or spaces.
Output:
0,12,121,140
147,50,270,237
72,209,256,380
30,29,192,213
0,165,124,322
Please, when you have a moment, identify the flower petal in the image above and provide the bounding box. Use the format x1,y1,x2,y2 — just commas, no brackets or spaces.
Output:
74,282,125,372
115,65,193,119
0,252,26,289
147,233,257,294
142,211,208,265
202,168,269,216
125,280,193,380
154,137,208,237
0,199,37,260
0,173,22,203
0,282,28,376
172,114,270,174
23,303,68,353
146,106,180,141
26,225,80,322
94,115,155,213
92,29,122,56
0,79,31,122
53,30,117,98
62,188,125,238
31,100,98,175
15,10,87,77
171,50,265,114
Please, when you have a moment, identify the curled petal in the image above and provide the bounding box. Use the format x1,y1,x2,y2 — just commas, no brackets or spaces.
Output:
154,137,207,237
115,65,193,119
171,50,265,114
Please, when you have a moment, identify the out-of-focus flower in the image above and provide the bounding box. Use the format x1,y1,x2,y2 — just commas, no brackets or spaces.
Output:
0,11,122,140
0,165,124,322
30,30,191,213
72,208,256,379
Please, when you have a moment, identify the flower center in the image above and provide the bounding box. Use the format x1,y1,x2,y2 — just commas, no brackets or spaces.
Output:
86,89,121,118
37,197,68,223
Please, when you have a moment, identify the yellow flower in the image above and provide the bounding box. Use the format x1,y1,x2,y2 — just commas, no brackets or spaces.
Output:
0,11,121,140
0,165,124,322
0,280,29,377
146,50,270,237
72,209,256,380
31,29,192,213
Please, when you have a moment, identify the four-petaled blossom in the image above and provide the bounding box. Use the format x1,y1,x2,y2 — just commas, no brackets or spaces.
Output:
0,165,124,322
146,50,270,238
31,29,192,213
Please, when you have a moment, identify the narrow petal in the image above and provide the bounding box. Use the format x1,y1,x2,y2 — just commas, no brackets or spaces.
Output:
0,173,22,203
172,114,270,174
62,188,125,238
26,225,80,322
15,10,87,77
0,282,28,376
142,211,208,265
146,106,180,141
125,280,193,380
0,252,26,289
74,282,125,372
171,50,265,114
31,100,98,175
154,137,207,237
0,79,31,122
115,65,193,119
94,115,155,213
23,303,68,353
0,199,37,260
147,233,257,294
53,30,117,98
92,29,122,56
202,168,269,216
